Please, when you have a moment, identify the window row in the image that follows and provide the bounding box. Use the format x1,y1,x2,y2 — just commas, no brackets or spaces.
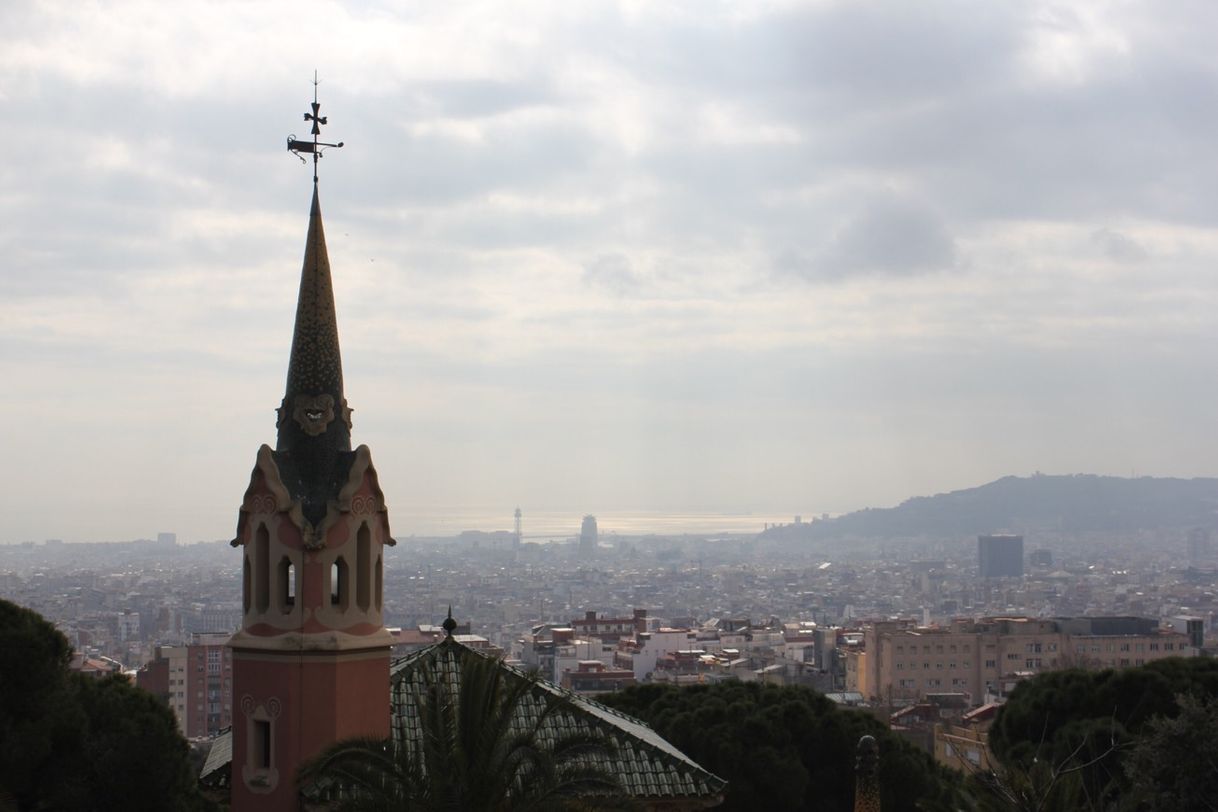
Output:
895,660,972,671
242,524,383,616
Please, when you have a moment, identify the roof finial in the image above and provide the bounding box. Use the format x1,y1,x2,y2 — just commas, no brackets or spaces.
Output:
442,606,457,637
287,71,344,184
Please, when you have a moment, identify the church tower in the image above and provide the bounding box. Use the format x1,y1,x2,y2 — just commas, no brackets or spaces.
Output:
228,91,394,811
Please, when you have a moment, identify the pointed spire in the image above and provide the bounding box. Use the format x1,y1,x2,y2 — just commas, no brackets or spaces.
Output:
277,187,351,451
273,188,355,529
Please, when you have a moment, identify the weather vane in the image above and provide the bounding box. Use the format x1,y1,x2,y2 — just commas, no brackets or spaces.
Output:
287,71,344,183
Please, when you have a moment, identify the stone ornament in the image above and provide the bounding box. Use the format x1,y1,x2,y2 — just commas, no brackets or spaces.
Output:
293,393,336,436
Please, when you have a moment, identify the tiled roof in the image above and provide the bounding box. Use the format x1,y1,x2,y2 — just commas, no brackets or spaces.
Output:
199,728,232,788
962,701,1002,723
202,642,726,805
390,638,726,802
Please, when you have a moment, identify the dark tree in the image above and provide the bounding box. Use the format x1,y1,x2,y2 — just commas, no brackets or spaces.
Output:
42,674,205,811
0,599,81,807
0,599,209,812
600,681,964,811
1124,693,1218,811
990,658,1218,763
984,659,1218,810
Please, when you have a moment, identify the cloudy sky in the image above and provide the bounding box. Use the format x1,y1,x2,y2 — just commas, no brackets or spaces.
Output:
4,0,1218,543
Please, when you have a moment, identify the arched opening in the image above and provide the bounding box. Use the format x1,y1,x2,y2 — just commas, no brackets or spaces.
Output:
277,557,295,614
330,557,348,611
356,525,371,612
255,524,270,613
254,720,271,768
242,554,251,614
375,554,383,612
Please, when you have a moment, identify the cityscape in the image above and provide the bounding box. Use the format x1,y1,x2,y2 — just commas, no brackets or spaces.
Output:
6,515,1216,691
6,1,1218,810
3,493,1214,791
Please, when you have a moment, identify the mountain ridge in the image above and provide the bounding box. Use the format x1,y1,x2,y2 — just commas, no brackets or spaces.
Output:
764,474,1218,540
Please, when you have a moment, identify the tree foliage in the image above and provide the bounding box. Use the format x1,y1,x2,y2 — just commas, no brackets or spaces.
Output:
965,755,1091,812
983,658,1218,810
990,657,1218,762
0,599,78,806
299,645,629,810
0,599,208,812
599,680,965,812
1124,693,1218,811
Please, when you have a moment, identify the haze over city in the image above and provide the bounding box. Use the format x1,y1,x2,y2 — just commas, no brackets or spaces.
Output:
5,1,1218,544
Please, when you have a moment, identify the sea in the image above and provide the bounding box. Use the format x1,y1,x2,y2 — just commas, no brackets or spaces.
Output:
390,507,798,541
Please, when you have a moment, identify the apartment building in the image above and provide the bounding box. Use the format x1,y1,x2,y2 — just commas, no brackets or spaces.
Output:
569,609,648,640
851,616,1191,705
934,702,1000,772
559,660,636,695
137,632,232,738
614,628,698,681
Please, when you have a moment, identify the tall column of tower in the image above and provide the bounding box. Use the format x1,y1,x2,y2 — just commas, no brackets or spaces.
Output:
227,182,395,811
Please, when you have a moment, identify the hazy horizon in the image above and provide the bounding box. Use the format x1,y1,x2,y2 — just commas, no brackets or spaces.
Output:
6,2,1218,544
7,470,1212,545
10,506,799,545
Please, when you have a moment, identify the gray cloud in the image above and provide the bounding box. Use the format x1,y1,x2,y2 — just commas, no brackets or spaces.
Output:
827,197,956,274
582,253,641,295
407,79,563,119
1091,228,1148,263
775,196,956,281
4,1,1218,542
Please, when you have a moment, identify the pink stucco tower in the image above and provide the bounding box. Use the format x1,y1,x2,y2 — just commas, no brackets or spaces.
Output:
228,179,395,811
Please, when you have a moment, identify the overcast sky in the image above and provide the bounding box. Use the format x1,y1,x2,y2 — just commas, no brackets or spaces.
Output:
4,0,1218,543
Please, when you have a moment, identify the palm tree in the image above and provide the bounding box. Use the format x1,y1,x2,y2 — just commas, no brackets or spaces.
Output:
298,643,632,810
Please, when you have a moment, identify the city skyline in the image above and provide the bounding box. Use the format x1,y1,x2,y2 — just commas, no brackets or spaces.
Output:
6,1,1218,543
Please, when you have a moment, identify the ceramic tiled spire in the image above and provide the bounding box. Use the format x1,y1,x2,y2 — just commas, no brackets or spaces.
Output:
274,187,354,526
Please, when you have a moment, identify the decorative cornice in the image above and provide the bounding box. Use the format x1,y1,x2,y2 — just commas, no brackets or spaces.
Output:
229,626,396,654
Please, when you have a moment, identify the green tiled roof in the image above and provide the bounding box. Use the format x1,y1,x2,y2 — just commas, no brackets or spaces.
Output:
390,638,726,803
199,727,232,788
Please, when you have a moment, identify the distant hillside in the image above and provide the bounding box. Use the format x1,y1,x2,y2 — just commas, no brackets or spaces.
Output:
764,475,1218,540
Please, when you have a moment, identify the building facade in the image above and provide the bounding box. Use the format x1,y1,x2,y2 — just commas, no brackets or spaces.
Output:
579,514,598,558
854,616,1192,705
614,627,699,680
138,632,233,739
978,534,1024,578
570,608,649,640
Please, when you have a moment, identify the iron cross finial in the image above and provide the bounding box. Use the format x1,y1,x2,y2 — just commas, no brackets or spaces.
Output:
287,71,344,183
305,72,327,135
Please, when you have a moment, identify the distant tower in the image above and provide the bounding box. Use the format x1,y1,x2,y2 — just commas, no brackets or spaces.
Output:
228,91,393,812
1187,528,1210,567
978,534,1024,578
514,507,523,548
579,514,598,558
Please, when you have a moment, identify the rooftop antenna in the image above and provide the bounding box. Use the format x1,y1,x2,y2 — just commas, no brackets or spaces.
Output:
287,71,344,183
